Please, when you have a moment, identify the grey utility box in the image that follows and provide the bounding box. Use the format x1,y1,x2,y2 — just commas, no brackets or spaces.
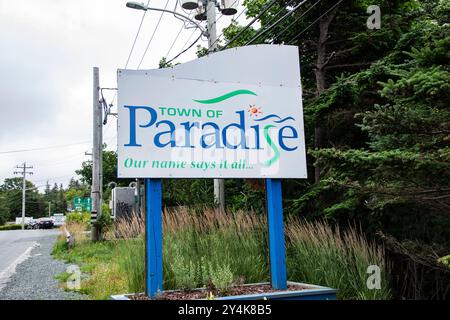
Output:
111,187,137,221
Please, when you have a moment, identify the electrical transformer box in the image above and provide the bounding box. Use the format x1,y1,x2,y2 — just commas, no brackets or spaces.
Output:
111,187,137,220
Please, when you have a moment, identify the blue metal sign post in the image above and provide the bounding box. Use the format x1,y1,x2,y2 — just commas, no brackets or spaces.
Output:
144,177,288,297
145,178,163,298
266,178,287,290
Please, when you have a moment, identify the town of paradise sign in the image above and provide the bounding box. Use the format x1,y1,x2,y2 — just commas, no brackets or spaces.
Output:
117,45,307,179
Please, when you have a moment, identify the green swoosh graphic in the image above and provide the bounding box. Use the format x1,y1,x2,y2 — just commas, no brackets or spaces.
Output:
263,125,280,167
193,90,257,104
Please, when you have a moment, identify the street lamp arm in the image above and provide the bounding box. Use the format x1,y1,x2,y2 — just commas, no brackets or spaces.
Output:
126,2,207,35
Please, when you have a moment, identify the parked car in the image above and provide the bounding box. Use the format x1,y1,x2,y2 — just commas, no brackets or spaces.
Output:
26,220,39,230
36,218,54,229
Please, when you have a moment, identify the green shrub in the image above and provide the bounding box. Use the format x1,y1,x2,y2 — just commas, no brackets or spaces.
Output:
210,263,234,294
95,210,113,232
52,237,68,256
169,245,198,291
66,212,91,228
0,224,22,231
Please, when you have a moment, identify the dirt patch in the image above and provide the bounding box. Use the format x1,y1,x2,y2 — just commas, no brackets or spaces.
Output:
129,283,311,300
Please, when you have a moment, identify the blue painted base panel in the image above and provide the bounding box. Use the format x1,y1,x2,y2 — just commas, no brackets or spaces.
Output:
110,282,337,301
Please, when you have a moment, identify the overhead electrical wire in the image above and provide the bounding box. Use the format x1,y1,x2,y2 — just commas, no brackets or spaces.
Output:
165,22,187,60
244,0,309,45
124,0,151,69
181,28,199,51
0,141,92,155
33,152,88,166
32,175,78,184
221,0,279,50
165,33,203,65
241,0,298,46
272,0,322,43
167,0,277,65
0,136,117,155
208,7,247,51
137,0,171,69
288,0,343,43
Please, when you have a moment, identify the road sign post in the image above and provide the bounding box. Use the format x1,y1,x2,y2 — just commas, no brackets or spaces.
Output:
266,178,287,290
145,178,163,298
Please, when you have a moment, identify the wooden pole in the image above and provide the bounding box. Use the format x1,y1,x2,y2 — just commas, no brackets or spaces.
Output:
91,67,103,241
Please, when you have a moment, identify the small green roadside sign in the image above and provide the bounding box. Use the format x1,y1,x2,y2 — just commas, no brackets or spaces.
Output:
73,197,92,212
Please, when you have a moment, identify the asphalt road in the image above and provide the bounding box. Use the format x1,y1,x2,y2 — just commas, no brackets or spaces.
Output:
0,229,87,300
0,229,58,287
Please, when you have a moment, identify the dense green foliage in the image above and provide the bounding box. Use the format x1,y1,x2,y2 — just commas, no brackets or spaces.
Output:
0,176,90,224
194,0,449,299
307,8,450,242
66,211,91,228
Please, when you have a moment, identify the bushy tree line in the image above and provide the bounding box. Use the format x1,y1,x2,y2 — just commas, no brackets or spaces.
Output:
0,177,90,224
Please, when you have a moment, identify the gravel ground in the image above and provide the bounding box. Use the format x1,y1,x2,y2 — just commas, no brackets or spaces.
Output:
0,235,88,300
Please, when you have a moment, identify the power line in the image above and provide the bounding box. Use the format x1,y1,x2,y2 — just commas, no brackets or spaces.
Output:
164,23,186,60
0,136,117,155
288,0,343,43
233,4,247,21
32,175,77,184
33,152,87,166
221,0,279,50
137,0,171,69
272,0,322,42
208,5,248,51
124,0,152,68
244,0,309,45
37,155,87,167
0,140,92,155
180,28,199,51
165,33,203,65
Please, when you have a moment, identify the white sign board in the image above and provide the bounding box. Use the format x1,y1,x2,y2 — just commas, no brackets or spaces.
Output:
117,45,307,179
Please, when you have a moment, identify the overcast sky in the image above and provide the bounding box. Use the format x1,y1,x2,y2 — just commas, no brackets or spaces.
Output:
0,0,248,192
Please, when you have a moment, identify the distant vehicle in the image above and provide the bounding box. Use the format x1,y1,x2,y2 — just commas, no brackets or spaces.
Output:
52,213,66,227
26,220,39,230
36,218,54,229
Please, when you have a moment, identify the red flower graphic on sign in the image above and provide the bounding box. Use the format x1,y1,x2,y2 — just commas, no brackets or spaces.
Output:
248,105,263,117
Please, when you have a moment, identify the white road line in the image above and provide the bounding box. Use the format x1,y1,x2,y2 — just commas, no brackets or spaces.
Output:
0,242,39,291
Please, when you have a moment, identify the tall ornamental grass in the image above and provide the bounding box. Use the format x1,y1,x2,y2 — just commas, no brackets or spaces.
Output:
105,208,392,299
163,208,269,290
286,218,391,299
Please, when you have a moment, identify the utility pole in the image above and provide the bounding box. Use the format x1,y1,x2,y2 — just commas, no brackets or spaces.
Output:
48,202,51,217
206,0,225,211
14,162,33,230
91,67,103,241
